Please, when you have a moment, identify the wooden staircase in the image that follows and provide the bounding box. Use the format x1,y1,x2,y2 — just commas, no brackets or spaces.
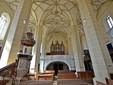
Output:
0,62,17,85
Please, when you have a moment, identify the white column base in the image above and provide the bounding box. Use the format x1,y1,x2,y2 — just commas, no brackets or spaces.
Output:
93,77,106,85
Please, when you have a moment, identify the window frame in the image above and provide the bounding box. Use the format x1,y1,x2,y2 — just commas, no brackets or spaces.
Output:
0,12,10,40
107,15,113,30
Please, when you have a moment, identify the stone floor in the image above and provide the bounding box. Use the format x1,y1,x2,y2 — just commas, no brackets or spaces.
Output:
53,76,58,85
53,80,57,85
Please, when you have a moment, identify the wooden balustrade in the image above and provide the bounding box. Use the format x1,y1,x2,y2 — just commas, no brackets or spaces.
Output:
0,62,17,85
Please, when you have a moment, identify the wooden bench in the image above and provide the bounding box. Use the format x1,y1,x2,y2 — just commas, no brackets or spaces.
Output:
58,72,76,80
58,70,69,73
38,74,54,80
44,70,55,74
77,71,94,83
43,70,55,76
77,71,94,79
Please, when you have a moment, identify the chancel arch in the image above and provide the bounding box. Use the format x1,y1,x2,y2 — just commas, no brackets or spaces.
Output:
45,61,70,70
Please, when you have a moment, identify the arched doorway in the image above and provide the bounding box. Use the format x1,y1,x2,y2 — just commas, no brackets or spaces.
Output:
46,61,69,75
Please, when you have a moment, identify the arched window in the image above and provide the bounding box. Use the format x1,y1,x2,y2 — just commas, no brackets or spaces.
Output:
0,12,10,40
107,15,113,30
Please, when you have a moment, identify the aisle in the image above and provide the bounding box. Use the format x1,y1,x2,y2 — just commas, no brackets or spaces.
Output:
53,80,57,85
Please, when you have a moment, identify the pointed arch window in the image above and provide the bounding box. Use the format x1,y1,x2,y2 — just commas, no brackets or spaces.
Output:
107,15,113,29
0,15,7,35
0,12,10,40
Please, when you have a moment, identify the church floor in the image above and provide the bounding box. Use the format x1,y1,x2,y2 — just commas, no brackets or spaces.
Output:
53,80,57,85
20,79,93,85
20,76,93,85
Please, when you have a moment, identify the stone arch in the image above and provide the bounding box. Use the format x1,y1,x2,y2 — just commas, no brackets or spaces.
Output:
45,60,71,71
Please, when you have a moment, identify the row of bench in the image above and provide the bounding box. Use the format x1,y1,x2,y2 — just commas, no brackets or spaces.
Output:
20,70,113,85
37,70,94,80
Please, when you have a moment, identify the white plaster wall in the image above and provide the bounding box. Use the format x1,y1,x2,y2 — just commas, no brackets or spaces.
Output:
39,55,75,72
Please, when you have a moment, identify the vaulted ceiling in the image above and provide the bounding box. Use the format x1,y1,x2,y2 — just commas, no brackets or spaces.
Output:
4,0,108,43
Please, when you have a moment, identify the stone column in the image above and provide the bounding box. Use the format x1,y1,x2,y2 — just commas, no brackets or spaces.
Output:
71,26,85,72
30,29,37,73
77,0,113,84
34,25,43,73
0,0,32,68
81,35,89,50
68,36,75,70
40,36,46,72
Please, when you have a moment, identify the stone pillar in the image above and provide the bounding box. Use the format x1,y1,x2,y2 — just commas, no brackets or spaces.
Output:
77,0,113,84
40,36,46,72
68,36,75,70
30,29,38,73
71,26,85,72
81,35,89,50
34,25,43,73
0,0,32,68
68,36,73,56
15,53,32,85
30,45,36,73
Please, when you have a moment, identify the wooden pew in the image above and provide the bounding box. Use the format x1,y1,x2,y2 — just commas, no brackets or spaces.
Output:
44,70,55,74
58,71,76,80
38,74,54,80
43,70,55,76
77,71,94,79
77,71,94,83
58,70,69,73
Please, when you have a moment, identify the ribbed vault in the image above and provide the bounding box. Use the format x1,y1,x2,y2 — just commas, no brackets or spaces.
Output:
4,0,110,53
